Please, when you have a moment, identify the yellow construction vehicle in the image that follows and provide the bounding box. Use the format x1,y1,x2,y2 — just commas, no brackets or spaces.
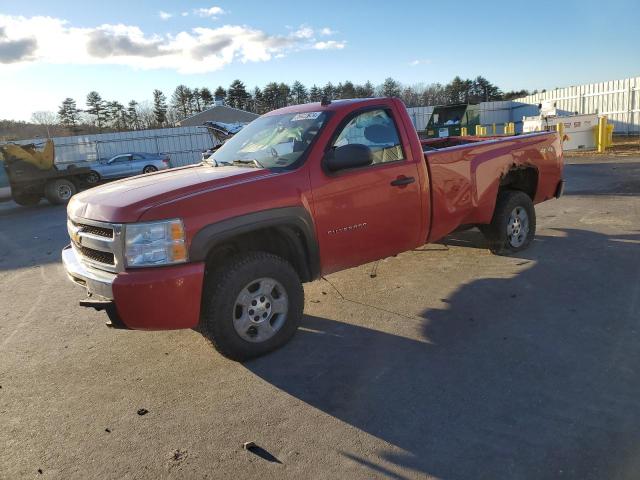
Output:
0,140,91,206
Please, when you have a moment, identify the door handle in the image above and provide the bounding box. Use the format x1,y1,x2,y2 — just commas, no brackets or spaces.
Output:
390,176,415,187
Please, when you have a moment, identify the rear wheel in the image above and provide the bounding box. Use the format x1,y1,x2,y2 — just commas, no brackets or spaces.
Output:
199,252,304,361
480,190,536,255
12,191,41,207
44,179,77,205
142,165,157,174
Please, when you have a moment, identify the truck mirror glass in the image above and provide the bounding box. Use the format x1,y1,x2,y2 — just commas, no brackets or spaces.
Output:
324,144,373,172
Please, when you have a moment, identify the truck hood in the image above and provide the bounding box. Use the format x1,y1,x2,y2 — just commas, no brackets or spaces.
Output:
68,164,272,223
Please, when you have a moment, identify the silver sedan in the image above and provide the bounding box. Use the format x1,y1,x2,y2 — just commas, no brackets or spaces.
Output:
85,153,171,184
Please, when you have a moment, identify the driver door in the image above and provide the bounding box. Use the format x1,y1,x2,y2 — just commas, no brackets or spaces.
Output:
104,154,132,178
310,108,423,274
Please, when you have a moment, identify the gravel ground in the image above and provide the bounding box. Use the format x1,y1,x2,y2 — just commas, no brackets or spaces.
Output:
1,155,639,480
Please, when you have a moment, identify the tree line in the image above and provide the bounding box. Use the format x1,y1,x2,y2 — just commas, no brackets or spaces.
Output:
49,76,538,133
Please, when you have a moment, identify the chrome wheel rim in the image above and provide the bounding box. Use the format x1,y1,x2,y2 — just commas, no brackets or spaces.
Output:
233,277,288,343
58,184,72,200
143,166,156,173
507,206,529,247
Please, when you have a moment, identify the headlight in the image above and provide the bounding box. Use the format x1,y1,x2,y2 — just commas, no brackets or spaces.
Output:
124,219,187,267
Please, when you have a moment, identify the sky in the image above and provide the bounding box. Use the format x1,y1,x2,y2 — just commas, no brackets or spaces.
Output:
0,0,638,121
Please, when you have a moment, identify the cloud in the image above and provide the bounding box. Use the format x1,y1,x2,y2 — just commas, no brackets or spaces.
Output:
320,27,335,36
313,40,346,50
408,59,431,67
292,25,314,39
0,15,345,73
0,26,37,63
86,27,170,58
158,11,173,20
194,6,225,18
181,11,189,17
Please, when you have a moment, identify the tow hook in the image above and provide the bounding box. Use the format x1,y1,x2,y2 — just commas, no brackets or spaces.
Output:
79,296,129,329
79,297,112,311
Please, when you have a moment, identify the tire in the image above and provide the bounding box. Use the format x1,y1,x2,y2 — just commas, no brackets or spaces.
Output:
12,192,41,207
44,179,77,205
480,190,536,255
85,171,100,185
142,165,157,174
199,252,304,361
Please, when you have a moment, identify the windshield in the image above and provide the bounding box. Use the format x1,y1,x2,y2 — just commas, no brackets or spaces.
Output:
210,111,329,168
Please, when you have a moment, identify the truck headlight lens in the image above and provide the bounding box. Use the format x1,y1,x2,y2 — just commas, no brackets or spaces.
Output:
124,219,187,267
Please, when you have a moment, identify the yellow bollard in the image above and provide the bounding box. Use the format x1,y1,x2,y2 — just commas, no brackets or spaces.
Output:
606,124,614,147
492,123,496,135
461,127,468,136
597,116,607,153
557,121,564,141
475,125,481,136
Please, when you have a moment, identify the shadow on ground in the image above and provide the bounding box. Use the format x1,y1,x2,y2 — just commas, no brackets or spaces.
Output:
246,229,640,479
0,202,68,271
564,162,640,196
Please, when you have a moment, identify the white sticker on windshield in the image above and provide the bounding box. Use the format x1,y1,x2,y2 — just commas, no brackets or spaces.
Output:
291,112,322,121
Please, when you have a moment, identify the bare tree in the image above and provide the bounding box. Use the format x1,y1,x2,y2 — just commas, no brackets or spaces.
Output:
30,111,58,137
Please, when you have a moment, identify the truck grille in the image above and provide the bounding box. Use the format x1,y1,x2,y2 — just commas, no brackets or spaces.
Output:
76,244,115,266
73,222,113,238
68,216,123,272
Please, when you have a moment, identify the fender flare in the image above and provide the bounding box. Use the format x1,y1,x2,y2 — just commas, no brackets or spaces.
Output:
189,206,320,280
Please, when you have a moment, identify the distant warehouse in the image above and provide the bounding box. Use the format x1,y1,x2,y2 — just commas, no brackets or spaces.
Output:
176,99,258,127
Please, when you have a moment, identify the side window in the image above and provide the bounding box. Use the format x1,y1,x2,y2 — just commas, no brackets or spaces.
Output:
333,109,405,164
132,154,144,161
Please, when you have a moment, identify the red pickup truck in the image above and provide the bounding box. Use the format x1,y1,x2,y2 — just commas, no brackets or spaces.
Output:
63,98,564,360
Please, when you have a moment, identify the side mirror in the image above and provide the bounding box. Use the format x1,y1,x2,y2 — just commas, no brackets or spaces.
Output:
324,144,373,172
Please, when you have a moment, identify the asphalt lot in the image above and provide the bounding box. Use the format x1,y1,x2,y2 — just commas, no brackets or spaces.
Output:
1,155,640,480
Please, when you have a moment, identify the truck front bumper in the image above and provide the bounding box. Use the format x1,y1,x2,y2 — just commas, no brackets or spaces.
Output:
62,245,205,330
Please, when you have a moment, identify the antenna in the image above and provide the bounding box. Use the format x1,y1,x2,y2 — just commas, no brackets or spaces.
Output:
321,96,331,106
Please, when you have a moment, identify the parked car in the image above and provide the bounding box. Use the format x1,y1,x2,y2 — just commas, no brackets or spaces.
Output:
63,97,564,361
85,153,171,184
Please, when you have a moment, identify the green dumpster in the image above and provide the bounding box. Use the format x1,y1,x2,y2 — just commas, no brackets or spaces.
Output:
424,104,480,138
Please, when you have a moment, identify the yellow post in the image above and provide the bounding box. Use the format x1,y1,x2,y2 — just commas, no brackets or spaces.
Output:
606,124,614,147
461,127,468,136
475,125,481,136
492,123,496,135
557,121,564,141
597,116,607,153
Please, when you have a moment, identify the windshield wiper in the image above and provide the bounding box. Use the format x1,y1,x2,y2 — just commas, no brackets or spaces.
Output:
230,158,264,168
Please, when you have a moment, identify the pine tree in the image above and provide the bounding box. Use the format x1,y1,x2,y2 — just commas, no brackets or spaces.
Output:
86,91,106,129
341,81,356,99
227,80,250,109
152,89,168,127
127,100,140,129
252,87,264,114
105,101,127,130
382,78,402,98
171,85,192,119
57,98,80,129
323,82,336,100
214,86,227,102
309,84,322,102
200,87,214,109
191,88,203,113
277,83,291,108
291,81,308,104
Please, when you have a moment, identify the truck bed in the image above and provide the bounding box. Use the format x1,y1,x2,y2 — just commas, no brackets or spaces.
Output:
421,132,562,243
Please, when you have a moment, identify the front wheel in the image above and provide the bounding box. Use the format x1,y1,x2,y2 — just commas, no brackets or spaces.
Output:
199,252,304,361
142,165,157,174
44,178,77,205
480,190,536,255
